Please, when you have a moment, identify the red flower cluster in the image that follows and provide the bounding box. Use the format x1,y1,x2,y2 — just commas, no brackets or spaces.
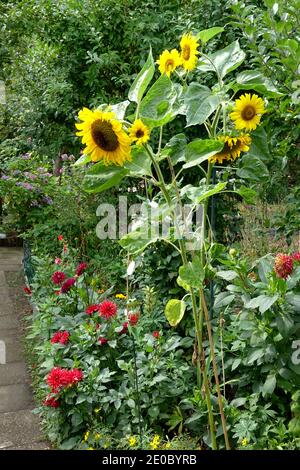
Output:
98,336,108,345
128,312,139,326
76,262,87,276
152,330,160,339
99,300,117,319
58,234,63,241
86,304,101,315
292,252,300,261
52,271,66,285
60,277,76,293
50,331,70,345
274,253,294,279
47,367,83,393
43,395,60,408
23,286,32,295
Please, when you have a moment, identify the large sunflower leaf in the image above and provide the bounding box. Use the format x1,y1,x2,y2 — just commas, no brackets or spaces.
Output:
184,83,222,127
140,74,178,127
197,40,245,79
128,49,155,104
74,153,92,166
158,133,187,164
165,299,186,327
183,138,223,168
83,162,128,193
124,146,153,177
231,70,283,97
181,182,227,202
196,27,224,45
237,154,269,182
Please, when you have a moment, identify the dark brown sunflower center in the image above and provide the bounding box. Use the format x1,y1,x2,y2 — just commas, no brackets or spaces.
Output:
135,129,144,138
91,119,119,151
241,105,256,121
165,59,175,71
182,45,191,61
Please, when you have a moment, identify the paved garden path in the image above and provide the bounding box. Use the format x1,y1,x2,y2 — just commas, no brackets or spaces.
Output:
0,247,49,450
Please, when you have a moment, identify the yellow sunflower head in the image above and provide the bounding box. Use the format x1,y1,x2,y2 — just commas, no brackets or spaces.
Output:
157,49,181,77
180,33,199,71
76,107,131,166
209,134,251,164
129,119,150,146
230,93,266,131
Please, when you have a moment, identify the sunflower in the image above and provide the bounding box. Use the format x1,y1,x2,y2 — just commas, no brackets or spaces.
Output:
76,108,131,166
129,119,150,146
180,33,199,71
209,134,251,164
230,93,265,131
157,49,181,77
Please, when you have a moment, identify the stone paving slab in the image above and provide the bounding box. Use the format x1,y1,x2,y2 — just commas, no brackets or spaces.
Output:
0,409,50,450
0,384,33,412
0,314,19,329
0,335,23,363
0,362,28,386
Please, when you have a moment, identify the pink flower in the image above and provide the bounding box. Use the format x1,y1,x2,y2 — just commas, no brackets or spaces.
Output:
99,300,117,319
76,262,87,276
50,331,70,345
60,277,76,293
98,337,108,345
55,257,62,265
152,330,160,339
86,304,101,315
58,235,63,241
52,271,66,285
292,252,300,262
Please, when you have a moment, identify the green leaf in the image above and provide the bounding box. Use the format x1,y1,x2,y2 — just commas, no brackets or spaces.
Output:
183,139,223,168
232,70,283,97
230,397,247,407
245,294,278,313
176,275,190,292
247,348,265,364
128,49,155,103
140,74,177,127
83,162,128,193
181,181,227,201
110,100,130,120
231,358,242,372
74,153,92,166
197,40,245,79
159,133,187,164
124,146,152,177
197,27,224,45
59,437,79,450
165,299,186,326
235,185,257,204
214,292,235,309
262,374,276,396
246,127,269,163
179,256,204,288
216,270,238,281
184,83,221,127
237,154,269,182
119,229,158,255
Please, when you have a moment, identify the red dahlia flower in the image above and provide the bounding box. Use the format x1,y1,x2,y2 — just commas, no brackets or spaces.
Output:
58,234,63,241
99,300,117,319
86,304,101,315
52,271,66,285
292,252,300,261
68,368,83,384
128,312,139,326
76,262,87,276
46,367,83,393
274,253,294,279
43,395,60,408
118,321,128,335
98,337,108,345
152,330,160,339
50,331,70,345
23,286,32,295
60,277,76,293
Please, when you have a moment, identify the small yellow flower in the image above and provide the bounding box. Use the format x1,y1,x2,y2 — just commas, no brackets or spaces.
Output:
241,437,248,446
87,447,94,450
230,93,266,131
94,432,101,440
129,119,150,146
157,49,181,77
94,408,101,414
180,33,199,71
116,293,127,299
129,436,137,447
165,442,171,449
150,434,160,449
84,431,90,442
